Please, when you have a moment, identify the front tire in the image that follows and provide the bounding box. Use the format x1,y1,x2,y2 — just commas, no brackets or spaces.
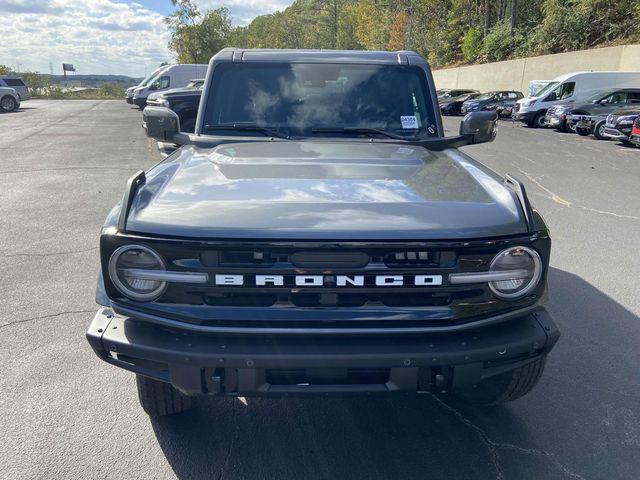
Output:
0,95,18,112
593,120,607,140
533,112,547,128
458,356,547,406
136,375,192,417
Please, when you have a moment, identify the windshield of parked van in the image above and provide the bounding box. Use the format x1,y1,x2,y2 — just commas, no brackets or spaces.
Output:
140,68,166,87
204,63,438,138
533,81,559,98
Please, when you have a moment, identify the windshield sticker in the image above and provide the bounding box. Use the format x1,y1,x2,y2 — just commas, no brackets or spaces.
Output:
400,116,419,129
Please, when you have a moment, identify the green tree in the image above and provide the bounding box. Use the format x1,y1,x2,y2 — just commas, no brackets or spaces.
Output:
0,65,12,75
461,26,483,61
165,0,232,63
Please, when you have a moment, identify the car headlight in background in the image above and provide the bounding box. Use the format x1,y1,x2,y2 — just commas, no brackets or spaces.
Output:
160,98,170,107
488,246,542,299
617,115,636,125
108,245,167,301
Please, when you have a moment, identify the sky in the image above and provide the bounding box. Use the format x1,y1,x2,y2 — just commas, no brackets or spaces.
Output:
0,0,294,78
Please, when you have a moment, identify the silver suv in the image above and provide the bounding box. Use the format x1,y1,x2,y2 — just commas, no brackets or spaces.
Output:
0,87,21,112
0,77,30,100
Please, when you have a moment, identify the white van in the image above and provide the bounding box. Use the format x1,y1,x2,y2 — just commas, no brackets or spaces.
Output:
515,71,640,127
132,64,207,108
125,65,169,104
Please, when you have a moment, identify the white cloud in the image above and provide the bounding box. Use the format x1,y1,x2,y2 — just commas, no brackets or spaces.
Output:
0,0,172,77
194,0,293,25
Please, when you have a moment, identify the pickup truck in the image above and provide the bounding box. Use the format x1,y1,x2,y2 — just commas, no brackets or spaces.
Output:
87,49,559,417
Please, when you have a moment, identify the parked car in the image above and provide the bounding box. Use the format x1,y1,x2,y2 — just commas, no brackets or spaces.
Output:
132,64,207,108
546,89,640,133
88,48,559,417
568,89,640,137
440,92,482,116
437,89,478,100
514,71,640,128
629,116,640,147
461,91,523,115
597,108,640,144
0,87,20,113
125,64,169,104
0,77,30,100
144,84,202,133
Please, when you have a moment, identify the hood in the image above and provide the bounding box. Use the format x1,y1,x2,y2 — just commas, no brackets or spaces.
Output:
125,141,526,240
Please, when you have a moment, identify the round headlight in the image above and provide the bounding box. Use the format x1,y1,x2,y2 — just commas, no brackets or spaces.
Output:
108,245,166,301
489,246,542,299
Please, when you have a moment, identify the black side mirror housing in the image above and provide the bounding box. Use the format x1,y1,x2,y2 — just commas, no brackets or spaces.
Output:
460,111,498,144
143,106,180,142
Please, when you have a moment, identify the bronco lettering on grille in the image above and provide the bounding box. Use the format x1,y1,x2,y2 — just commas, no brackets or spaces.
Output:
213,274,443,287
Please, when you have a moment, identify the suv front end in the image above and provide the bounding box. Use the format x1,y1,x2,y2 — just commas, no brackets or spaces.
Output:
87,49,559,416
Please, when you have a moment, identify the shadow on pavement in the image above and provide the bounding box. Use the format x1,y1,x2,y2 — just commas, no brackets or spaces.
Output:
150,267,638,480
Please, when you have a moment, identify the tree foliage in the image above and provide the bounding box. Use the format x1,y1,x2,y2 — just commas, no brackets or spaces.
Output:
165,0,640,69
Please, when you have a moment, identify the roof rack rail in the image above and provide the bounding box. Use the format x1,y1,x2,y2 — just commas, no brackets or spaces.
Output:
117,170,146,232
503,174,534,232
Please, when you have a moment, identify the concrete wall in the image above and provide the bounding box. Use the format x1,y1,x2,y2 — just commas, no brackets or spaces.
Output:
432,44,640,93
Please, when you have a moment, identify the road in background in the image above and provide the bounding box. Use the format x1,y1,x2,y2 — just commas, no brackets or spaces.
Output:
1,102,638,480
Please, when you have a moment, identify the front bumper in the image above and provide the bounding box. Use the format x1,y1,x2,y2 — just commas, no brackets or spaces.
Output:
125,96,133,104
133,97,147,108
86,307,560,397
630,134,640,146
602,126,628,140
513,110,537,123
544,115,563,127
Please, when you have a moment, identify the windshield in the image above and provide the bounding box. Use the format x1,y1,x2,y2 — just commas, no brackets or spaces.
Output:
204,63,438,138
532,81,559,98
139,67,167,87
475,93,495,101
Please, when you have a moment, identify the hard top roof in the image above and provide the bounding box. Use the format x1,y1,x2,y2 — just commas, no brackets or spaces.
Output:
212,48,424,65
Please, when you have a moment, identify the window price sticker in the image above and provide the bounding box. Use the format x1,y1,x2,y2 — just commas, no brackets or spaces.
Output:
400,115,419,129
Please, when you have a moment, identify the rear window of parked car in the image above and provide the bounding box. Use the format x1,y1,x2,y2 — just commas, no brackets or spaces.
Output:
1,78,26,87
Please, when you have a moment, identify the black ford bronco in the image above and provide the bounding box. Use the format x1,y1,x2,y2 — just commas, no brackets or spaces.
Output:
87,49,559,417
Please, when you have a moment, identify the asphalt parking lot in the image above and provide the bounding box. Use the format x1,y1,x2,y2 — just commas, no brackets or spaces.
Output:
1,100,639,480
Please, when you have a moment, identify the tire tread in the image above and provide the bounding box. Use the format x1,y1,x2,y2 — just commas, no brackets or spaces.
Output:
136,375,192,417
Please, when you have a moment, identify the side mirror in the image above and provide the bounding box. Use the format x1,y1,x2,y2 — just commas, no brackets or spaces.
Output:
460,111,498,144
143,106,179,142
148,83,158,91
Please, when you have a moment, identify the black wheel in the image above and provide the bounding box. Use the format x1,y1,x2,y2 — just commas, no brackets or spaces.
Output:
136,374,192,417
533,112,547,128
457,356,547,406
593,120,607,140
0,95,18,112
576,126,590,136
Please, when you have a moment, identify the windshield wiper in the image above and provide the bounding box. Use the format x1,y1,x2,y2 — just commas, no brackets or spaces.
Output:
204,123,290,140
311,127,417,140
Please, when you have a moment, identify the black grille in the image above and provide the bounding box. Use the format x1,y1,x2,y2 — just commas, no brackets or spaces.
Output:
104,236,549,330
